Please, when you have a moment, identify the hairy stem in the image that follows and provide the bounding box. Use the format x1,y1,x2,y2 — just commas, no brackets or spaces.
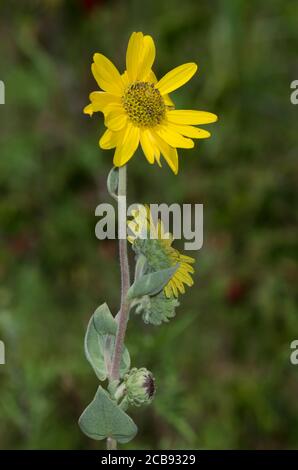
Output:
107,165,131,450
110,165,131,380
107,437,117,450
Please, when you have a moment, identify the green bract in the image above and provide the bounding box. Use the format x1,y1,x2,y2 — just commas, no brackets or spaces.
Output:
124,368,155,406
133,238,174,270
135,291,179,325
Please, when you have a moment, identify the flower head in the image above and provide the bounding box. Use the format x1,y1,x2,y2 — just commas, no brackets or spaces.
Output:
84,32,218,174
124,368,155,406
128,205,195,297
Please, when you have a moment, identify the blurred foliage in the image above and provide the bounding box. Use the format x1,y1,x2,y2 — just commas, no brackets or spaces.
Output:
0,0,298,450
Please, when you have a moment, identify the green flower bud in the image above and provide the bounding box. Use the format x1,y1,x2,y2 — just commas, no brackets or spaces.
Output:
124,368,155,406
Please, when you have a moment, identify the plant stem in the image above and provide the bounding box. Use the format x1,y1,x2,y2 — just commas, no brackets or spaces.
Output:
107,165,131,450
107,437,117,450
110,164,131,380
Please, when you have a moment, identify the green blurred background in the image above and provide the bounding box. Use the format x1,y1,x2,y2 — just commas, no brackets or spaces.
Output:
0,0,297,449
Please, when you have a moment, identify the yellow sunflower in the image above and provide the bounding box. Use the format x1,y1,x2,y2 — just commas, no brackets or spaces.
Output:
84,31,218,174
127,205,195,298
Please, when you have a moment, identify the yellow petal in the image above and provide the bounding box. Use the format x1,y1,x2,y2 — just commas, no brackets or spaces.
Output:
175,268,184,282
121,71,130,88
140,129,155,164
138,35,156,80
181,266,195,277
180,261,195,271
141,128,161,164
146,70,174,107
167,122,211,139
113,122,140,166
99,129,121,149
145,69,157,83
156,125,194,149
164,284,172,298
167,110,218,125
105,102,124,113
175,271,189,283
155,151,161,166
126,32,156,82
147,135,161,166
156,63,197,95
83,103,94,116
105,109,127,131
164,94,175,108
90,91,120,105
179,271,194,285
85,92,120,116
174,277,186,294
126,32,144,82
146,129,161,163
180,254,195,263
92,53,124,95
152,131,179,174
169,279,179,297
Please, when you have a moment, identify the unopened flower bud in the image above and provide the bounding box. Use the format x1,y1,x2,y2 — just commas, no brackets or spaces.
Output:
124,368,155,406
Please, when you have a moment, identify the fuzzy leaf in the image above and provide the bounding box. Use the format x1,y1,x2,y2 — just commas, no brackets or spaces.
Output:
84,303,130,381
127,265,178,300
79,386,137,443
84,315,107,381
93,303,117,336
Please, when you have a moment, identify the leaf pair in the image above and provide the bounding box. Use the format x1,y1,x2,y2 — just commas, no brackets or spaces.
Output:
80,303,136,443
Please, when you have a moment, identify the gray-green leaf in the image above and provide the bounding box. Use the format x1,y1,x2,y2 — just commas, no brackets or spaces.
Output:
79,386,137,443
84,303,130,381
93,303,117,336
84,314,107,381
127,265,179,300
